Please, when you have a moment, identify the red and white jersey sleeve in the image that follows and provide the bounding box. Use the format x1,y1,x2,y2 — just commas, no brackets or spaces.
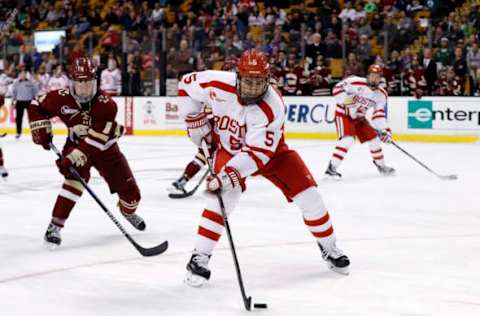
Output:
100,69,122,95
332,75,389,130
177,71,211,118
227,87,285,178
370,86,388,131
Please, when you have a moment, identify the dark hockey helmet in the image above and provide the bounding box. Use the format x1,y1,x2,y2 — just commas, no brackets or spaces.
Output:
70,57,97,103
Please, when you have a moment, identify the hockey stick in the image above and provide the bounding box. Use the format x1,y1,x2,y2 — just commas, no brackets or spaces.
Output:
391,141,458,180
200,139,267,311
168,169,209,199
50,143,168,257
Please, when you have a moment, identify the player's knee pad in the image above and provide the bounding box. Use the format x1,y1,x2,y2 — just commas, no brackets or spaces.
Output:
118,185,141,214
292,187,327,218
367,137,382,149
338,136,355,148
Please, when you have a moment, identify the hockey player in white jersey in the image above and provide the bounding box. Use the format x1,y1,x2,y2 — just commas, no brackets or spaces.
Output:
47,65,70,92
325,64,395,178
178,50,350,287
100,58,122,96
0,69,11,177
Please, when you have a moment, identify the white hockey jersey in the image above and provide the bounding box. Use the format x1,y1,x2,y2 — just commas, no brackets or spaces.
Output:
0,73,13,96
36,73,51,95
177,70,286,178
48,74,70,92
100,68,122,95
332,76,388,130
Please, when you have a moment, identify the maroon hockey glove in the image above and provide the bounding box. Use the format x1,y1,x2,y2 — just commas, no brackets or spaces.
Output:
29,119,52,150
56,149,88,177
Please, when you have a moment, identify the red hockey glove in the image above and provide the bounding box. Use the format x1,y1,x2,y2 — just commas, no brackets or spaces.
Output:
30,119,52,150
206,166,241,192
379,128,392,143
55,148,88,177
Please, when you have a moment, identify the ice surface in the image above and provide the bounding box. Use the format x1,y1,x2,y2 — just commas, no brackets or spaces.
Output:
1,136,479,316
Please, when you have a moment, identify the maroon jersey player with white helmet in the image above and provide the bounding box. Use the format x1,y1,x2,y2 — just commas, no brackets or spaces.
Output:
27,57,146,248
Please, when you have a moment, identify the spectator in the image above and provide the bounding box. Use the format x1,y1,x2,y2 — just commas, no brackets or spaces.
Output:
357,17,373,38
421,48,438,95
305,33,326,67
11,70,38,139
344,52,364,77
435,66,463,96
122,64,142,96
339,1,355,22
356,34,372,68
435,37,453,68
324,30,342,58
467,42,480,94
453,46,468,79
173,39,195,76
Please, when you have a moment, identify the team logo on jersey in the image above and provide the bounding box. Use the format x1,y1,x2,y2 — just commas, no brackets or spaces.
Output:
209,90,226,102
408,101,433,129
61,105,79,115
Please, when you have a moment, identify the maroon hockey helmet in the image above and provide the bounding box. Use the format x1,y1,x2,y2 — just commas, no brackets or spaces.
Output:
70,57,97,103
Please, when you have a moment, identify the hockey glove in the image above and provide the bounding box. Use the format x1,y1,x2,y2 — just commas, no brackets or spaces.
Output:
185,112,212,147
379,128,392,143
206,166,241,192
56,148,88,177
30,119,52,150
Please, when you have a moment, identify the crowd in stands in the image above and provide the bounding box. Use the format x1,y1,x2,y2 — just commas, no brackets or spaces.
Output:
0,0,479,98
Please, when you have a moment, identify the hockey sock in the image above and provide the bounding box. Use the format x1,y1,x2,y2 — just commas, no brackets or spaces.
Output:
118,187,141,215
368,138,385,166
52,180,85,227
183,160,202,180
293,187,337,249
194,187,241,254
330,136,354,169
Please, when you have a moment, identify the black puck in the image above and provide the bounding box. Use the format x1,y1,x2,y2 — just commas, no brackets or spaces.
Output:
253,303,268,309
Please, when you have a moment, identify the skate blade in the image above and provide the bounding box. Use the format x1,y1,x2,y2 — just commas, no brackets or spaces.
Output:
328,263,350,275
184,271,208,288
43,241,60,251
323,174,341,181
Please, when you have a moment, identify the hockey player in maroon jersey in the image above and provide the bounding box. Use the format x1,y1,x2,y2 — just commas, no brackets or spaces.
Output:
27,57,146,248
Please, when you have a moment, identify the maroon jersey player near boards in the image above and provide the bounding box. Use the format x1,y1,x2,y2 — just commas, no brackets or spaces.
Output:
27,57,146,248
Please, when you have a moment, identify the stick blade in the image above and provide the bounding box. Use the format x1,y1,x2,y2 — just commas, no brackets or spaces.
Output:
168,191,194,199
136,240,169,257
439,174,458,181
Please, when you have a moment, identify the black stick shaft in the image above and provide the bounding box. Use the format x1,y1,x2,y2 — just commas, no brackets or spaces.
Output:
391,141,440,176
50,143,168,257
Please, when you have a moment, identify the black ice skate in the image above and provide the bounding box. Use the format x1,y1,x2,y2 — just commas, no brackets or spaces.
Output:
44,222,62,249
318,243,350,275
122,212,146,231
325,162,342,179
167,176,188,194
0,166,8,178
184,251,211,287
373,161,395,176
